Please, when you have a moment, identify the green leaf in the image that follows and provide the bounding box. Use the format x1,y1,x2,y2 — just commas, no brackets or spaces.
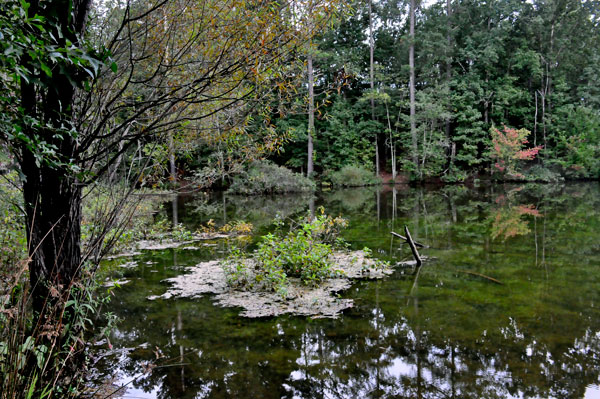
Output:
110,61,118,73
20,0,30,16
26,373,38,399
39,62,52,77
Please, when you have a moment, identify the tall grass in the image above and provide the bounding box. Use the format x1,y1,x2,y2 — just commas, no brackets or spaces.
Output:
0,261,114,399
0,175,132,398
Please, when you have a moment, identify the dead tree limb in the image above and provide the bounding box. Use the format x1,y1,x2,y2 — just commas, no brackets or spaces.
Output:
391,231,427,248
404,225,422,267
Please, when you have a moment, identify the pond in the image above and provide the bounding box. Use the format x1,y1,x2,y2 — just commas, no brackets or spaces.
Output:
93,182,600,399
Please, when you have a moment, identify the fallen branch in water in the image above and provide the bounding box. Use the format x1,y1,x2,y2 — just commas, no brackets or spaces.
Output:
457,270,503,285
403,226,422,267
390,231,428,248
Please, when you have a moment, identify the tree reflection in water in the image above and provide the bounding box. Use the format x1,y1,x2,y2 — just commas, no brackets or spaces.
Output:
94,183,600,399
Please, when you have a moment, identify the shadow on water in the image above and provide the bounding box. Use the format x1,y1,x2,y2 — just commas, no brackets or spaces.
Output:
94,182,600,399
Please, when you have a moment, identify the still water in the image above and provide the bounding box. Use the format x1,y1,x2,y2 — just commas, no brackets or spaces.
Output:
94,183,600,399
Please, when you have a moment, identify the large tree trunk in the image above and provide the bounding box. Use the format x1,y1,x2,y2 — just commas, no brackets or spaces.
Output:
23,164,83,313
19,0,91,314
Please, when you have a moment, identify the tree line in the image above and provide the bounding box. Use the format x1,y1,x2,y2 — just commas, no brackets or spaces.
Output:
1,0,599,395
269,0,600,182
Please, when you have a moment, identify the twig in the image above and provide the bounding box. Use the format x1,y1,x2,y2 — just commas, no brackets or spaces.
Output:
390,231,427,248
457,270,503,285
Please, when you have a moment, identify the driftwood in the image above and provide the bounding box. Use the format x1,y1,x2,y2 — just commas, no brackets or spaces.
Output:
390,231,427,248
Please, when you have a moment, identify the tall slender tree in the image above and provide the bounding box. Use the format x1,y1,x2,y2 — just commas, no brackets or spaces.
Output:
307,51,315,177
409,0,418,177
369,0,379,177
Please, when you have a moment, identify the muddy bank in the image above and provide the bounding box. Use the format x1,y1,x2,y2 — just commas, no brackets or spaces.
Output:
148,251,405,318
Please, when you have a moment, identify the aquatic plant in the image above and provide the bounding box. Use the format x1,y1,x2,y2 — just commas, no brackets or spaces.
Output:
223,209,349,297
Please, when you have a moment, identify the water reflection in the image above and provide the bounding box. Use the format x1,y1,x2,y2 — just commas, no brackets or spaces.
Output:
489,187,542,241
95,183,600,399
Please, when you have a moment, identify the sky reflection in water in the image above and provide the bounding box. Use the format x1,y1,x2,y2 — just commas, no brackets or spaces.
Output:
95,183,600,399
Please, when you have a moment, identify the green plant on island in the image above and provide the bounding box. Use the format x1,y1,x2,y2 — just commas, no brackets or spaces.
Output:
223,208,350,298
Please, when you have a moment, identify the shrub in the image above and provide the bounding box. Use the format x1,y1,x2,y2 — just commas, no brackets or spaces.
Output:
227,160,315,195
223,209,348,297
329,165,381,187
523,164,563,183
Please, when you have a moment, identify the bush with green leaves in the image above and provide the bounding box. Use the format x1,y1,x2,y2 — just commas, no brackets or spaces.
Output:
227,160,316,195
0,172,26,283
523,164,563,183
329,165,382,187
223,210,348,297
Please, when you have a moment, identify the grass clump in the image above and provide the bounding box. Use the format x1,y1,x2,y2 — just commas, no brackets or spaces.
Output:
223,208,348,297
329,165,381,187
227,160,315,195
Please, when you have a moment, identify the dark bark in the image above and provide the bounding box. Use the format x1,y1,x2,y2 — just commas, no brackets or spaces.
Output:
23,165,82,312
404,225,422,267
19,0,91,313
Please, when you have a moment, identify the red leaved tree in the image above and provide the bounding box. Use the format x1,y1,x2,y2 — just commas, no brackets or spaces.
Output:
490,126,542,179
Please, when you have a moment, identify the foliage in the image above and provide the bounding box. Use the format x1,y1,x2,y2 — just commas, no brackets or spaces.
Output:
0,269,119,399
0,173,26,282
489,126,542,179
199,219,254,236
329,165,381,187
80,187,172,255
550,106,600,179
227,160,316,195
223,209,349,297
523,164,563,183
269,0,600,181
219,221,254,235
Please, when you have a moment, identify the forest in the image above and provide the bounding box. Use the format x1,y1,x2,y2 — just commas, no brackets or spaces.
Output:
1,0,599,397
